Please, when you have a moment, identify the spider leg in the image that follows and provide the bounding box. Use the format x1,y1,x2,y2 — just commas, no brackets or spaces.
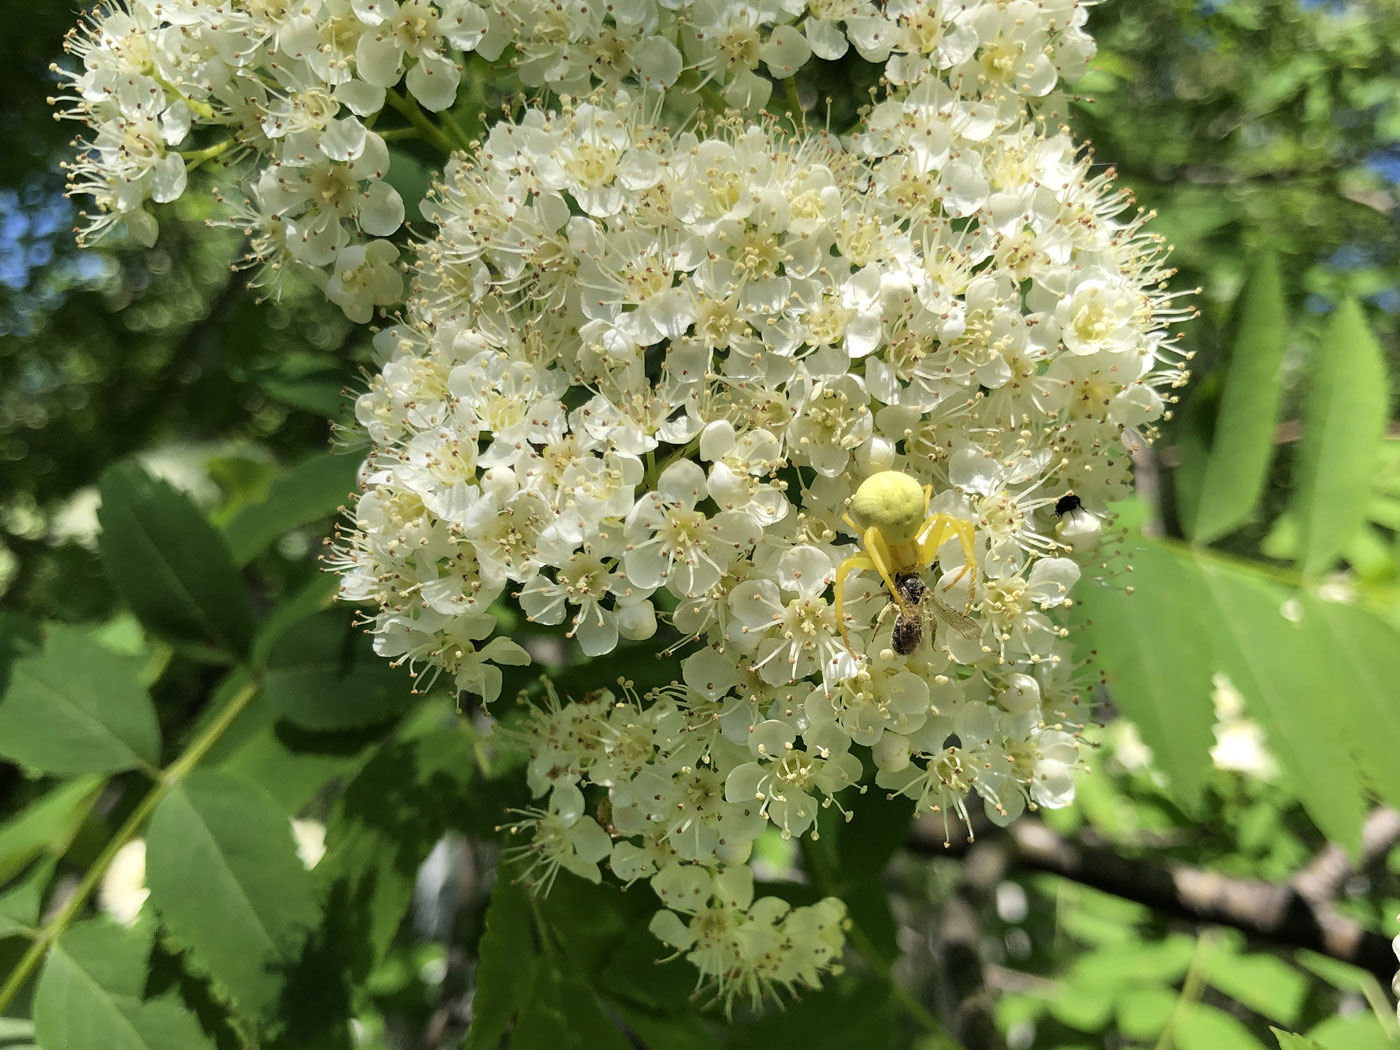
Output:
834,552,878,656
917,514,979,610
947,517,978,609
863,526,906,610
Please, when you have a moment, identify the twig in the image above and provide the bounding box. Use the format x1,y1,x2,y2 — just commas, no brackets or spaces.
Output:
906,814,1399,983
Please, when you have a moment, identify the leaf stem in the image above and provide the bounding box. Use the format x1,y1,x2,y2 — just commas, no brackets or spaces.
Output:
181,138,235,173
0,677,261,1013
1151,928,1216,1050
385,89,457,157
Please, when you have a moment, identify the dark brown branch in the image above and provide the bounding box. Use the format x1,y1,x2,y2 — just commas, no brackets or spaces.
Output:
908,812,1400,984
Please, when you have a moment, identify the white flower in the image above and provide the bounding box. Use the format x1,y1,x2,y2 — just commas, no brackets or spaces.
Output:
98,839,150,927
353,0,488,111
501,783,615,892
325,239,404,322
624,461,760,597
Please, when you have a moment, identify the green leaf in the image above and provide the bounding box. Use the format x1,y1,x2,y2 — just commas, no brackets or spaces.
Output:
1049,983,1116,1033
1272,1030,1331,1050
830,780,915,883
614,1010,721,1050
462,873,533,1050
1195,558,1364,851
0,1018,35,1050
1200,948,1306,1025
1116,986,1177,1040
255,363,349,418
1297,596,1400,812
222,452,360,567
1291,300,1389,577
1073,539,1217,810
220,722,378,814
1303,1014,1396,1050
267,723,502,1046
145,770,321,1018
1175,1002,1268,1050
550,966,632,1050
0,625,159,775
0,776,103,886
541,875,699,1016
726,978,895,1050
260,611,416,730
510,957,570,1048
33,920,214,1050
0,859,55,937
98,464,254,657
1067,935,1195,991
1191,254,1288,544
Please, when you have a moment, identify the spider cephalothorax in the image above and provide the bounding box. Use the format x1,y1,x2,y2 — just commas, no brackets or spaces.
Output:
832,470,978,656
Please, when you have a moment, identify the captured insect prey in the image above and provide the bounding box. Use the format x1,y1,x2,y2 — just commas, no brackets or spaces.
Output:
887,572,980,655
1054,492,1084,518
891,574,927,656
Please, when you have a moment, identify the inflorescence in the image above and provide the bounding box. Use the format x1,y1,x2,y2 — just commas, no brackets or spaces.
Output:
58,0,1191,1010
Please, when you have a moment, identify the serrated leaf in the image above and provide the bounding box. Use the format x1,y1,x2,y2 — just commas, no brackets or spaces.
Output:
542,875,702,1016
614,1010,721,1050
726,979,895,1050
1200,948,1306,1025
1297,596,1400,812
1073,540,1217,810
98,464,254,657
1067,935,1195,991
1195,559,1364,851
145,770,321,1018
1272,1028,1331,1050
220,722,378,814
551,967,632,1050
0,859,55,937
261,611,415,730
0,776,103,887
1116,986,1177,1040
1291,300,1389,577
1303,1014,1396,1050
33,920,214,1050
510,957,571,1049
222,452,359,567
831,781,915,883
319,730,479,985
1175,1002,1268,1050
257,371,348,418
1191,254,1288,544
1049,983,1116,1033
463,874,534,1050
0,625,159,775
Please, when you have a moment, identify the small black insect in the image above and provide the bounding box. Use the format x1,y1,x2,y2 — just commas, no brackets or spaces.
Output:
1054,492,1084,519
891,574,927,656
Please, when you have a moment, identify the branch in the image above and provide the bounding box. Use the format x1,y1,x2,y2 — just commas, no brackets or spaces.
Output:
907,812,1400,984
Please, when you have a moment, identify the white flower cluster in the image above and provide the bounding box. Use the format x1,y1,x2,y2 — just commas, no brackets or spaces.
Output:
50,0,478,313
54,0,1096,322
58,0,1189,1006
326,0,1190,1002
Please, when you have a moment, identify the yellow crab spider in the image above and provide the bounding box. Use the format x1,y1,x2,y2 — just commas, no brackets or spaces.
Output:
832,470,978,656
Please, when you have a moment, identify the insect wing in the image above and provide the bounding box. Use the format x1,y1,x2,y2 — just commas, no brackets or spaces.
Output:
928,594,981,639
